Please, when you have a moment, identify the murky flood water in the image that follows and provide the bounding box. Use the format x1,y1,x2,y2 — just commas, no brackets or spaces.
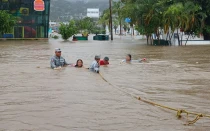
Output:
0,36,210,131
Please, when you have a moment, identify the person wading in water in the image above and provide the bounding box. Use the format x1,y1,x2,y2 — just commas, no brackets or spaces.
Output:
50,48,70,69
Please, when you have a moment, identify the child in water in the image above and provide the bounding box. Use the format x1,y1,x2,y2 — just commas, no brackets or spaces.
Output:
121,54,146,63
89,55,100,73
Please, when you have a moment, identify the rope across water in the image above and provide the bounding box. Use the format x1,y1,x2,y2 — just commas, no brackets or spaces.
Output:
98,71,210,125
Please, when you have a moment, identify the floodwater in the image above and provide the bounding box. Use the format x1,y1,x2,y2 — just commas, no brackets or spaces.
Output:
0,36,210,131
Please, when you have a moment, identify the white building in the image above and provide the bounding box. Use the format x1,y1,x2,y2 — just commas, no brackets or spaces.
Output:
87,8,99,18
49,21,57,27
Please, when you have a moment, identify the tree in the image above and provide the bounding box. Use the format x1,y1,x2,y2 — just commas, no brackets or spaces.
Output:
102,0,210,43
134,0,162,44
113,19,119,34
0,11,16,37
193,0,210,40
59,20,78,40
99,9,110,31
112,1,123,35
76,17,95,34
99,1,126,35
163,3,185,45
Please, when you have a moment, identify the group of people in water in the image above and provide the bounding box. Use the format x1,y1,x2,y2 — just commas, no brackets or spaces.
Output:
50,48,146,73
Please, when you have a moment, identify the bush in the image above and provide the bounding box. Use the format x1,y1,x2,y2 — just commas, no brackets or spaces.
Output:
59,20,78,40
0,11,16,37
53,35,59,39
101,30,106,34
92,30,106,34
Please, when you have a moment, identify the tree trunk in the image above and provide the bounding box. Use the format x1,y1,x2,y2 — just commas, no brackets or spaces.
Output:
185,34,190,46
181,32,183,46
133,26,134,36
120,20,122,35
109,20,111,33
169,32,174,45
156,28,160,45
146,34,149,45
149,35,153,45
204,16,210,40
151,35,153,45
177,28,180,46
166,32,169,41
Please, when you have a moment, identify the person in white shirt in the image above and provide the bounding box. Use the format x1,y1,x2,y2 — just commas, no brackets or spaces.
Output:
89,55,100,73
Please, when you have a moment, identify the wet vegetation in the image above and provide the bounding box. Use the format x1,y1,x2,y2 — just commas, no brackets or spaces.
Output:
100,0,210,44
0,10,16,38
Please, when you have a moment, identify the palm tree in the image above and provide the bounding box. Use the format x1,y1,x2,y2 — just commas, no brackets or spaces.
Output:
138,0,162,44
163,3,185,45
112,1,123,35
98,9,110,31
113,19,119,34
182,2,206,45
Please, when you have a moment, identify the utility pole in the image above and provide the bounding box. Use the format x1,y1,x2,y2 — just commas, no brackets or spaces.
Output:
109,0,113,40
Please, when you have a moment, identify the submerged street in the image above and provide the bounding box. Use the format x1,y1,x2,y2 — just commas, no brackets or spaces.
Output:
0,36,210,131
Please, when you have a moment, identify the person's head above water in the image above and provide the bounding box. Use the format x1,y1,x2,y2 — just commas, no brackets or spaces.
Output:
75,59,83,68
95,55,100,63
126,54,131,61
103,56,109,65
55,48,61,57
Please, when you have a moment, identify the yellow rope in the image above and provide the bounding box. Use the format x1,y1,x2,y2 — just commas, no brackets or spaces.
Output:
99,72,210,125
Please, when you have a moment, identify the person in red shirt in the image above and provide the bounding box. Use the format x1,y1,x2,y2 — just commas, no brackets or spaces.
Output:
100,57,109,65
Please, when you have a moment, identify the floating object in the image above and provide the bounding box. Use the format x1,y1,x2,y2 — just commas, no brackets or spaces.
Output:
34,0,45,11
196,62,199,64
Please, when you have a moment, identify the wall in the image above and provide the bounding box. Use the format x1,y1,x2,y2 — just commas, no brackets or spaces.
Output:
0,0,50,38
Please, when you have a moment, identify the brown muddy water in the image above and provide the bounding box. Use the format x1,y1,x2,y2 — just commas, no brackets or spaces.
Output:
0,36,210,131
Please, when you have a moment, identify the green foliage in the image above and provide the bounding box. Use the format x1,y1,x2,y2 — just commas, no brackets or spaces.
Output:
52,35,59,39
119,0,209,38
98,0,210,39
99,9,110,25
76,17,96,33
205,26,210,34
93,26,106,34
59,20,78,40
0,10,16,37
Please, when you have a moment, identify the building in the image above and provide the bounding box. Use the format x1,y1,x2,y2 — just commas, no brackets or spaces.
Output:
0,0,50,38
87,8,99,18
